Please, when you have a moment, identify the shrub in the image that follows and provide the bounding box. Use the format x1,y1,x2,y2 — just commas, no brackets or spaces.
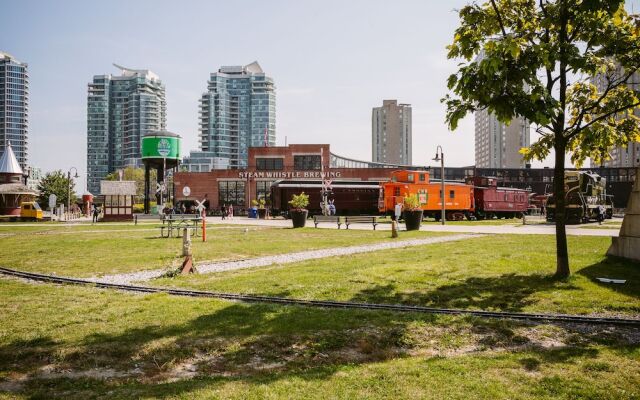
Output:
288,192,309,211
404,195,421,211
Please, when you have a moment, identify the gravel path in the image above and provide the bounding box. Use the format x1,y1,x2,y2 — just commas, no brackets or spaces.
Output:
91,234,478,285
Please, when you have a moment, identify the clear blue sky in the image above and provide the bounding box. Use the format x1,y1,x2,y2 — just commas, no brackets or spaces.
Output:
2,0,638,189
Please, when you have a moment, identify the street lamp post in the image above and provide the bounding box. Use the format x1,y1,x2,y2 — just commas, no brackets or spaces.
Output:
432,146,445,225
67,167,79,221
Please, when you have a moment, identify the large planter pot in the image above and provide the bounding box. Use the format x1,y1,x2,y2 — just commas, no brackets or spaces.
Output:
257,208,267,219
290,209,308,228
403,210,423,231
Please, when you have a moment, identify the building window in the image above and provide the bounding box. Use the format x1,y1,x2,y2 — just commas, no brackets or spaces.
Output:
256,158,284,170
294,155,321,170
218,181,246,207
256,181,275,201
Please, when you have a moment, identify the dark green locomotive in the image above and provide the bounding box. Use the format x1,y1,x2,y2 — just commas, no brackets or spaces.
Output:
546,171,613,223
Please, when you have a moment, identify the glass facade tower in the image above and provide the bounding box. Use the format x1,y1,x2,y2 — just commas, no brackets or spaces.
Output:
190,61,275,170
87,64,166,193
0,52,28,170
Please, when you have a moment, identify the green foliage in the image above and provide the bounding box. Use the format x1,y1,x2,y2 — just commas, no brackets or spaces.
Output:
289,192,310,210
106,167,158,200
444,0,640,276
403,194,421,211
36,170,76,209
443,0,640,167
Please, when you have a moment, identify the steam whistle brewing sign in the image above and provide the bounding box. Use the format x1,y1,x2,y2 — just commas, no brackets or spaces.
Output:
141,136,181,159
157,139,171,157
238,171,342,179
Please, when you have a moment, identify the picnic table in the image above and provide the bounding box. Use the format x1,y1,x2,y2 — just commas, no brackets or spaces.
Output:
160,214,203,238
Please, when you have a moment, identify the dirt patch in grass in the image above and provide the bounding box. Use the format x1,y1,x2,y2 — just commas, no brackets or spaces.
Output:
4,320,638,389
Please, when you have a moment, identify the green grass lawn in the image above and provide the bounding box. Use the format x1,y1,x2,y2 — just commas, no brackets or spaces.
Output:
1,278,638,399
154,235,640,317
0,224,445,277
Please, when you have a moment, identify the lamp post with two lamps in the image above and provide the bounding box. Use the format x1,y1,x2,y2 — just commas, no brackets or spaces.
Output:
432,146,445,225
67,167,79,221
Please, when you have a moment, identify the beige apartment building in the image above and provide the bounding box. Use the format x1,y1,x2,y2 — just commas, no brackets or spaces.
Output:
474,108,530,168
372,100,412,165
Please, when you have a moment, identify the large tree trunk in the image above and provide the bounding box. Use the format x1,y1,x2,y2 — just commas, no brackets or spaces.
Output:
553,141,570,279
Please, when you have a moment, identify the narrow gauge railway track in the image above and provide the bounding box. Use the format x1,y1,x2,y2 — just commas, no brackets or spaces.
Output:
1,266,638,327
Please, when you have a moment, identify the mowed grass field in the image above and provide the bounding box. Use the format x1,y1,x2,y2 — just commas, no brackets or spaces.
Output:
1,278,639,399
154,234,640,317
0,223,446,277
1,223,639,398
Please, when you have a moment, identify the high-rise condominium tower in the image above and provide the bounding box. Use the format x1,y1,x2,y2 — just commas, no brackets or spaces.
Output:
87,64,166,193
372,100,412,165
0,51,28,170
194,61,275,169
590,68,640,168
474,109,531,168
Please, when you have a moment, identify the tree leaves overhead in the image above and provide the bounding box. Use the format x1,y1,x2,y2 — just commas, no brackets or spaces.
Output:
443,0,640,167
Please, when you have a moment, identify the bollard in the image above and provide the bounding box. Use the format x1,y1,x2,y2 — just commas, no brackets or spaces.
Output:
202,209,206,242
391,220,399,238
182,228,192,256
181,228,195,274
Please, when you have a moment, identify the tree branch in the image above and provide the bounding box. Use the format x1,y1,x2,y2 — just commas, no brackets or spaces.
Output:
490,0,508,36
566,66,640,134
566,101,640,139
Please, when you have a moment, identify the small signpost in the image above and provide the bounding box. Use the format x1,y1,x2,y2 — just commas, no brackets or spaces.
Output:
195,198,207,242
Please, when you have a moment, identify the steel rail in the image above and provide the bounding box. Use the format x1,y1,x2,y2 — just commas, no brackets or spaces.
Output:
1,266,638,326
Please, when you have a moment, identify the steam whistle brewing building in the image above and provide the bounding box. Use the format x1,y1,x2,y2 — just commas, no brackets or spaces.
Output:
174,144,396,211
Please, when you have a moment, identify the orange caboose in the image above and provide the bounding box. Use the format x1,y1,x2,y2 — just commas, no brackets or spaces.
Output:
379,170,475,221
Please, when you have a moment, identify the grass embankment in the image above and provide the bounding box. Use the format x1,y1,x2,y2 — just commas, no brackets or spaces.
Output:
0,224,445,277
0,278,638,399
155,235,640,317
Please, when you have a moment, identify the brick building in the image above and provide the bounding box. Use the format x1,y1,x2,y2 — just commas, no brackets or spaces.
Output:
174,144,396,212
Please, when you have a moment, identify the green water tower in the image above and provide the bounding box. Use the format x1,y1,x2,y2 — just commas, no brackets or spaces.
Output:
141,131,182,214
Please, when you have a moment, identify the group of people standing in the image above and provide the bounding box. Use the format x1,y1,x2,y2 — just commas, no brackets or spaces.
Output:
220,204,234,220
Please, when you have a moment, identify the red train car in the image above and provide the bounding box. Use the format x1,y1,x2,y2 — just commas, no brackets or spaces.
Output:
465,176,530,219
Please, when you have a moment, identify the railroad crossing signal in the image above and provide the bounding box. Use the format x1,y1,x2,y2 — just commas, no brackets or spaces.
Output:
156,182,166,194
195,198,207,213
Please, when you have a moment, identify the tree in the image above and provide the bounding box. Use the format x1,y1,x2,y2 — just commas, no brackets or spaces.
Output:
443,0,640,278
37,170,77,210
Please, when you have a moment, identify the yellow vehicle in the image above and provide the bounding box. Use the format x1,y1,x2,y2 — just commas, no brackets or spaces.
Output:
20,201,43,221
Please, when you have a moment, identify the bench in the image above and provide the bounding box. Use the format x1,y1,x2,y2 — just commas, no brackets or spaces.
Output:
159,215,202,238
313,215,343,229
344,216,379,230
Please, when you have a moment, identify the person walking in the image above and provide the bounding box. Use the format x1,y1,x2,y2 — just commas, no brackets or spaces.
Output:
394,202,403,222
221,204,227,220
92,204,99,223
597,204,605,225
228,204,234,220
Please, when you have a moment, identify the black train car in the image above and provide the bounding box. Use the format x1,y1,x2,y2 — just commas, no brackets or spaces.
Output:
270,180,380,217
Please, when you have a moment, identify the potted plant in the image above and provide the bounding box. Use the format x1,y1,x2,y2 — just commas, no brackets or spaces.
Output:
403,195,423,231
256,198,267,219
288,192,309,228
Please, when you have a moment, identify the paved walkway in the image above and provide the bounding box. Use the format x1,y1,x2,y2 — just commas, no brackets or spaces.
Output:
92,234,477,284
202,216,621,237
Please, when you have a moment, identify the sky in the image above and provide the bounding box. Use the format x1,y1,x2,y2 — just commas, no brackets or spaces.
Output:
2,0,639,190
